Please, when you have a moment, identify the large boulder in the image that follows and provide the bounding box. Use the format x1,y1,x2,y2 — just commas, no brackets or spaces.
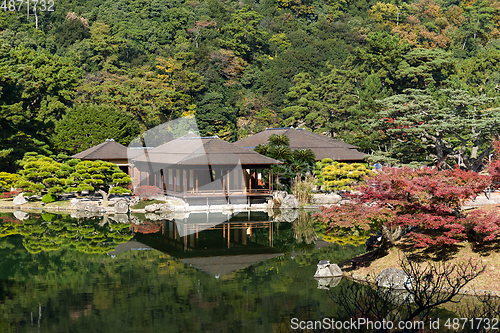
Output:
312,193,342,205
145,203,160,213
114,200,129,214
158,202,174,212
85,204,106,214
13,193,28,205
273,191,287,201
314,260,342,278
376,268,413,290
280,194,299,209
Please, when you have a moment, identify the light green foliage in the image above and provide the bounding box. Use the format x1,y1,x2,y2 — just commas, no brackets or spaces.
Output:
16,154,67,196
42,194,57,204
0,172,19,192
69,160,132,201
220,6,268,60
317,161,372,191
276,0,315,18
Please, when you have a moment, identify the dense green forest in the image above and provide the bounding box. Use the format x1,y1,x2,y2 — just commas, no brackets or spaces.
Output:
2,0,500,172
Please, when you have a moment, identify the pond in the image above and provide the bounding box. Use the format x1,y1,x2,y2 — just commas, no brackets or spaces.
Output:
2,210,491,333
0,210,368,333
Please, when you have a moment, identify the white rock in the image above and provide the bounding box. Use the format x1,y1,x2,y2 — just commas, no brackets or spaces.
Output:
158,202,174,212
114,200,129,214
280,195,299,209
376,268,413,290
144,203,160,212
312,193,342,205
314,260,342,278
13,193,28,205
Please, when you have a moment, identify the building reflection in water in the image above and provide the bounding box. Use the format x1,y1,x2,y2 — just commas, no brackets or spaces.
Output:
121,211,283,277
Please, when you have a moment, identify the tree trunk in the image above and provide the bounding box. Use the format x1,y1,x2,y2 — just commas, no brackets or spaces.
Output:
379,225,401,254
97,189,109,203
435,134,445,167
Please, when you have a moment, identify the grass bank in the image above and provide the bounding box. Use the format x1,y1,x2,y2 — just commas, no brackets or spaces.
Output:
344,239,500,296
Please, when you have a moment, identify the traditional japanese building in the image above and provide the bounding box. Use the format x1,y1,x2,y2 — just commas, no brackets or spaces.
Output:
234,127,366,162
71,139,135,174
130,134,282,204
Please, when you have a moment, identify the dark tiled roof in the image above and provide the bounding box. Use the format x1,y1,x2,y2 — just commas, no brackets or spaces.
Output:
132,136,282,166
71,140,128,160
234,128,366,162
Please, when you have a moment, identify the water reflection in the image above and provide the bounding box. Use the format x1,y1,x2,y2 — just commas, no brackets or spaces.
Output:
0,211,368,333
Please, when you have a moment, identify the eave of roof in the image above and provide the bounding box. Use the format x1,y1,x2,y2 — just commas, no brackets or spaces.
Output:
71,140,129,160
131,136,282,166
234,128,366,161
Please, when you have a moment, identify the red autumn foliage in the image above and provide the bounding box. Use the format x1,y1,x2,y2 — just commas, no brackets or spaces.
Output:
465,209,500,242
133,185,164,199
314,167,492,248
0,190,20,199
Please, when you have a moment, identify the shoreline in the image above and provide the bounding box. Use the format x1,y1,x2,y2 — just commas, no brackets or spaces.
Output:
342,244,500,297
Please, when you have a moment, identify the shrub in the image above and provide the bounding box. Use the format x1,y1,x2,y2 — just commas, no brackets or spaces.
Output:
130,199,165,210
133,185,164,199
314,167,492,248
0,172,19,192
316,161,373,191
42,194,56,203
0,190,20,199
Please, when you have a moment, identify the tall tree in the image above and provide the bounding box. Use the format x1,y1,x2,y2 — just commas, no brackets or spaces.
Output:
51,104,141,155
220,6,268,60
374,89,500,170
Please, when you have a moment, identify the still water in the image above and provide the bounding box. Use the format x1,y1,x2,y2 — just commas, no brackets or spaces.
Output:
0,210,366,333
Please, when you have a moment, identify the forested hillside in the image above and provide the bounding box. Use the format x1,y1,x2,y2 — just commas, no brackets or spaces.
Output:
2,0,500,172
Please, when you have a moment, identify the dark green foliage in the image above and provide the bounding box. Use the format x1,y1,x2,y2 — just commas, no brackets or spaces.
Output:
1,0,500,173
55,19,91,48
51,104,141,155
256,134,316,190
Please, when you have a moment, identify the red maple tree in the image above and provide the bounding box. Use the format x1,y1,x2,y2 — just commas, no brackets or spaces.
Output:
314,167,492,248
